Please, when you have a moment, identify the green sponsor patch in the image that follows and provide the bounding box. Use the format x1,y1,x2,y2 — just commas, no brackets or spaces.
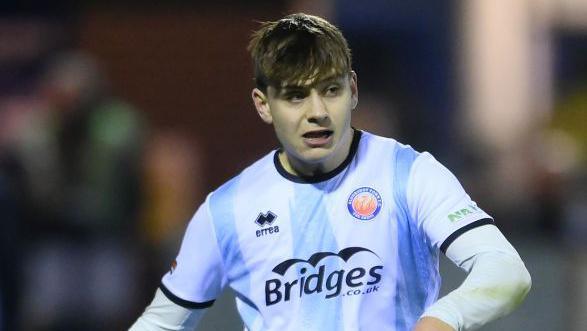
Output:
447,204,479,222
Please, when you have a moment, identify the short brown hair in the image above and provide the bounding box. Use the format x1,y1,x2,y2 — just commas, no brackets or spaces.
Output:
248,13,352,92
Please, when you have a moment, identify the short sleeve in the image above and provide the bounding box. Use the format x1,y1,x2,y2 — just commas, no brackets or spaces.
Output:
161,198,227,308
406,152,493,253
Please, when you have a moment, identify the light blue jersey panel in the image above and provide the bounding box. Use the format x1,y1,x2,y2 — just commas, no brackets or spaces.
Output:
209,176,261,329
289,181,342,330
392,143,441,330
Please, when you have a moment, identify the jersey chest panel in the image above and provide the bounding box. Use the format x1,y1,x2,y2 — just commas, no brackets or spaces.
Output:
226,169,403,319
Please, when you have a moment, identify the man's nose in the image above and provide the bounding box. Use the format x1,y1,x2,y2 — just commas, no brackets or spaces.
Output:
306,90,328,122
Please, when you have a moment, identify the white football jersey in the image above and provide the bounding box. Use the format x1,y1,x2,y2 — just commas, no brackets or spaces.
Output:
161,130,493,331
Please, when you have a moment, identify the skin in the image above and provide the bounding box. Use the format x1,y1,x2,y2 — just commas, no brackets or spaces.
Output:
252,71,358,177
413,317,455,331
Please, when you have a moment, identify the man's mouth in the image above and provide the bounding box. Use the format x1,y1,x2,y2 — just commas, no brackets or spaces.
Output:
302,130,333,147
302,130,333,139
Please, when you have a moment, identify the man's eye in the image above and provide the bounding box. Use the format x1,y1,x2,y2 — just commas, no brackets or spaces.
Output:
325,86,340,96
286,93,305,102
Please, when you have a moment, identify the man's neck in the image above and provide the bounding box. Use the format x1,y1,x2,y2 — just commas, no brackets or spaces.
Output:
278,128,354,177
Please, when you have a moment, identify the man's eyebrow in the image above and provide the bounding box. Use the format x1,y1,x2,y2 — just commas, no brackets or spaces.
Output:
280,75,344,91
275,86,306,97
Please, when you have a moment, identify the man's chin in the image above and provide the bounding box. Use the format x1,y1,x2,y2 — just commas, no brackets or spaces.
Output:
295,148,337,166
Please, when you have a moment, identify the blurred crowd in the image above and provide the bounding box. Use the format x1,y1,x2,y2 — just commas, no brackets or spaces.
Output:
0,40,204,331
0,1,586,331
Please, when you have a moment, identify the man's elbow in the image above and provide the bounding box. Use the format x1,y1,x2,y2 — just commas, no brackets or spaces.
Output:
492,256,531,316
473,253,532,318
507,262,532,310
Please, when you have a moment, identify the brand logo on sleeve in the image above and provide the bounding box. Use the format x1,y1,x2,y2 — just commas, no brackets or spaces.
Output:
447,204,482,222
347,187,382,220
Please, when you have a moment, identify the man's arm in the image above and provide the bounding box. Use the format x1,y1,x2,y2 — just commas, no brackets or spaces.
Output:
414,225,531,331
129,198,225,331
129,288,206,331
413,317,455,331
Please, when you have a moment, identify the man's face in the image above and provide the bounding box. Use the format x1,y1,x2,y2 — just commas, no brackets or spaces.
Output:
252,72,358,174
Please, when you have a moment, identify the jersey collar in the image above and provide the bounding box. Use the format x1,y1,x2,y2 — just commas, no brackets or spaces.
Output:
273,129,362,184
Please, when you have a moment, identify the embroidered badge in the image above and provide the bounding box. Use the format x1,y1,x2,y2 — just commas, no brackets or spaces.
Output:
347,187,382,220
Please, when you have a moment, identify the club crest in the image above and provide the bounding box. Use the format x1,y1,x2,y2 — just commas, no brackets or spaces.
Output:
347,187,382,220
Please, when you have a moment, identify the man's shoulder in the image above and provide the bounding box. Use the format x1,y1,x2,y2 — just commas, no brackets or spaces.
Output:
209,150,280,201
358,130,421,159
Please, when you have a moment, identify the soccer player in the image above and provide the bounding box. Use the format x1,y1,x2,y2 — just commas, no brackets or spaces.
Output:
130,13,531,331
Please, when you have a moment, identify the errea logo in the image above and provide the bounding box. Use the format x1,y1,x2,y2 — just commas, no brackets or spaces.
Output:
255,211,279,237
447,204,481,222
255,211,277,226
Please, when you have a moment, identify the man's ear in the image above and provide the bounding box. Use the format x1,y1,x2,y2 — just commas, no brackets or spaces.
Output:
350,71,358,110
252,88,273,124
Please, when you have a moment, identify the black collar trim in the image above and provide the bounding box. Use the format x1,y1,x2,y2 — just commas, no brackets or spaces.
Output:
273,129,362,184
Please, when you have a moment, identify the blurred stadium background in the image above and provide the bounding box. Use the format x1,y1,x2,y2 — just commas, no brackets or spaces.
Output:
0,1,585,330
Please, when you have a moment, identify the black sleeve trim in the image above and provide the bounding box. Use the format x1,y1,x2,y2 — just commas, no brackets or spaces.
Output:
159,284,215,309
440,218,495,254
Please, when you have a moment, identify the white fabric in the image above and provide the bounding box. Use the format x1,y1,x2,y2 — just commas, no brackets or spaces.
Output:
162,200,227,304
421,225,532,330
407,152,492,249
151,131,497,330
129,288,204,331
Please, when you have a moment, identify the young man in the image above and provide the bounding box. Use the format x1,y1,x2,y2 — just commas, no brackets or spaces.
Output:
130,13,531,331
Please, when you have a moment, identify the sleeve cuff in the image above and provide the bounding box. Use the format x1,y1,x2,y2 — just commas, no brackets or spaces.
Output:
440,218,495,254
159,283,215,309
